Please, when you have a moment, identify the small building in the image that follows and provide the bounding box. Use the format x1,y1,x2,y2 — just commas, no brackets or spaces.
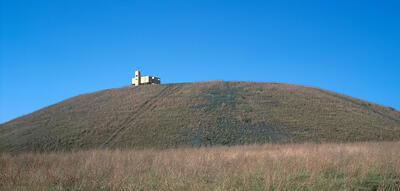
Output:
132,70,161,86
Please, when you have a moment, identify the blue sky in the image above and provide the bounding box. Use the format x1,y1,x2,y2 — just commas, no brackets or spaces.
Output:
1,0,399,123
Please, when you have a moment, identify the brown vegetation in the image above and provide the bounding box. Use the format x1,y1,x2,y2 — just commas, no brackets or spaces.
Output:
1,82,400,152
1,142,400,190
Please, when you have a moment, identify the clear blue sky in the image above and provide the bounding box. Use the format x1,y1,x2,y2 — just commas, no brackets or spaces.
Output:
1,0,399,123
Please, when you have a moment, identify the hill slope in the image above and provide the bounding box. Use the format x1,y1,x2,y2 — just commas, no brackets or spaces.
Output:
1,81,400,152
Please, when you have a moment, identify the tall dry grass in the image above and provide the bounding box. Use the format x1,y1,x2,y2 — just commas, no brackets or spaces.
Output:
1,142,400,190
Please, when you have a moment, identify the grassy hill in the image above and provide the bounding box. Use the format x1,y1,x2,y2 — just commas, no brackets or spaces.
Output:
1,81,400,152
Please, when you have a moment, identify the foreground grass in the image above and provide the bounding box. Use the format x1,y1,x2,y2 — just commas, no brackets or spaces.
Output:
1,142,400,190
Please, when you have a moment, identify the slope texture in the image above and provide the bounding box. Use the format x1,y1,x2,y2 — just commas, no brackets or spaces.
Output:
1,81,400,152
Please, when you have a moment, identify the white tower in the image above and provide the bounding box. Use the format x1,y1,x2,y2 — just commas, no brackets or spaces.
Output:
132,70,141,86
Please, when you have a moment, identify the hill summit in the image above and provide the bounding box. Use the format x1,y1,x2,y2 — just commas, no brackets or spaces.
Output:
1,81,400,152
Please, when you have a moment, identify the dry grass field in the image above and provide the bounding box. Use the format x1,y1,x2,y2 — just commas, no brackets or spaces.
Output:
1,142,400,190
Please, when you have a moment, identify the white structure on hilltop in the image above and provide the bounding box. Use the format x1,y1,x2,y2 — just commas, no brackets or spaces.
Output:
131,70,161,86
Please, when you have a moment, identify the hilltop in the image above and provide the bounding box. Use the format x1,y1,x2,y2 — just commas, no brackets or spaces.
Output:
1,81,400,152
